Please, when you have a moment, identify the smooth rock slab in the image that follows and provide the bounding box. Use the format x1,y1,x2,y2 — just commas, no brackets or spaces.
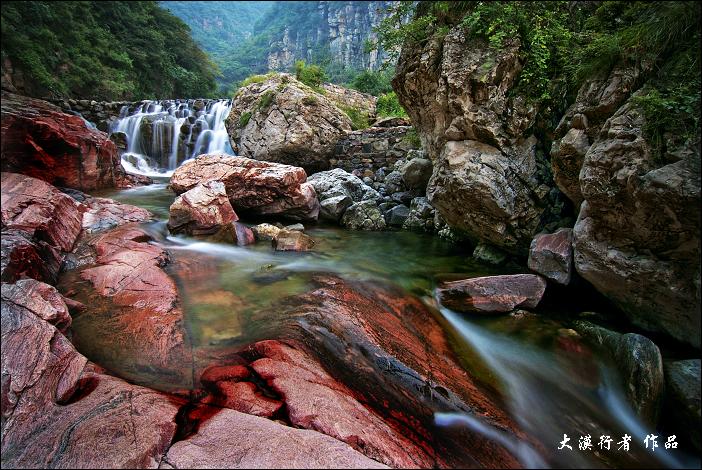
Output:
1,292,181,468
170,154,320,221
159,408,387,469
528,228,574,285
82,196,152,234
437,274,547,313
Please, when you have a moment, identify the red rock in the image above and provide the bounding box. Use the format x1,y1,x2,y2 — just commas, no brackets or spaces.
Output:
1,172,84,252
1,91,128,191
437,274,548,313
160,408,388,469
169,154,320,221
168,181,239,237
246,276,525,468
200,364,250,386
81,196,152,234
233,222,255,246
1,279,72,332
1,229,62,284
215,381,283,417
528,228,574,285
63,224,192,389
1,290,182,468
273,229,315,251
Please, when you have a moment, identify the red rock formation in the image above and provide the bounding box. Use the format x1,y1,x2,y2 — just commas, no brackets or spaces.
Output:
437,274,547,313
64,225,192,390
0,92,128,191
1,288,182,468
169,154,320,221
1,229,62,284
160,408,388,469
1,279,72,332
1,172,84,252
167,181,239,237
233,222,255,246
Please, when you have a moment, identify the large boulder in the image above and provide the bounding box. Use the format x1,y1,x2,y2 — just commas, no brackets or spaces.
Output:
170,154,320,221
394,29,551,254
426,139,548,253
225,73,353,174
437,274,547,314
167,181,239,239
0,91,128,191
573,101,701,348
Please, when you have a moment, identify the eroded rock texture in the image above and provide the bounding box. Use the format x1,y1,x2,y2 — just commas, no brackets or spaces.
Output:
170,154,320,221
1,91,129,191
394,29,550,254
225,73,352,174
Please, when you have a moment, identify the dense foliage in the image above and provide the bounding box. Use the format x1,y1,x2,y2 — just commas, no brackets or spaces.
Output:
375,1,700,146
295,60,326,91
1,1,219,100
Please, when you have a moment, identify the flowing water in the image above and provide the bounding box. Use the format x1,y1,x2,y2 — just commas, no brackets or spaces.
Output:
110,99,233,177
64,178,699,469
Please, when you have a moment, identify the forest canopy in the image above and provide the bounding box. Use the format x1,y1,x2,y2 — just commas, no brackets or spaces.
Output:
1,1,220,100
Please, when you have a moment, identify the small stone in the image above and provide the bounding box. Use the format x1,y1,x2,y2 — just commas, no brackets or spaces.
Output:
273,230,315,251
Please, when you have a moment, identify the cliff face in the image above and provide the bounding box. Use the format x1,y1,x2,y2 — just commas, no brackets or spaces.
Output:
263,1,394,73
394,18,701,347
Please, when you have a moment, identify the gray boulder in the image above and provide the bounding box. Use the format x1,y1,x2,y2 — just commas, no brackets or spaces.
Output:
341,200,386,231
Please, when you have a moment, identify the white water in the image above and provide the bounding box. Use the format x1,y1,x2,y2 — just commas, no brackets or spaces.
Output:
110,99,233,177
435,306,695,468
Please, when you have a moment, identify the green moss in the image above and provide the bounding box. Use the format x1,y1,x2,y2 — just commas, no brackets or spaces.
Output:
302,95,318,106
239,111,252,127
256,90,276,111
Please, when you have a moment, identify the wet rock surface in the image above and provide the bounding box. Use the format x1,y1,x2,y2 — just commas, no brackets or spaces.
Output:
437,274,547,314
168,181,239,239
663,359,701,451
170,154,320,221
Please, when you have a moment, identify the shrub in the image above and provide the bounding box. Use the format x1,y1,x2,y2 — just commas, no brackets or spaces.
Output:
256,90,276,112
376,92,408,118
302,95,318,106
339,105,370,130
295,60,326,90
240,72,278,87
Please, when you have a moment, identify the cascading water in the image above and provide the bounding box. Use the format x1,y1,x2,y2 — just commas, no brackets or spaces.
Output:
110,98,233,177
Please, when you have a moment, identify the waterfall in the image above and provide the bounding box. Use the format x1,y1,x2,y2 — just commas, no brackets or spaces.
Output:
110,99,233,177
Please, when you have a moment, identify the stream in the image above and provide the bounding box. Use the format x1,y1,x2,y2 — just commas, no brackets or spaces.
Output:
57,180,698,469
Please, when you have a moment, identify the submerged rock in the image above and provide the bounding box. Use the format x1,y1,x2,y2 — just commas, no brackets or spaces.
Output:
170,154,320,221
528,228,574,285
572,320,664,426
437,274,547,314
81,196,152,234
273,229,315,251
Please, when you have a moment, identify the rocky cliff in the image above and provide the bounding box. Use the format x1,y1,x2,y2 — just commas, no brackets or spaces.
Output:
393,9,701,348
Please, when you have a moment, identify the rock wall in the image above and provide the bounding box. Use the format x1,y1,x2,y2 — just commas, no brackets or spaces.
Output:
264,1,395,73
394,20,700,347
331,125,419,173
